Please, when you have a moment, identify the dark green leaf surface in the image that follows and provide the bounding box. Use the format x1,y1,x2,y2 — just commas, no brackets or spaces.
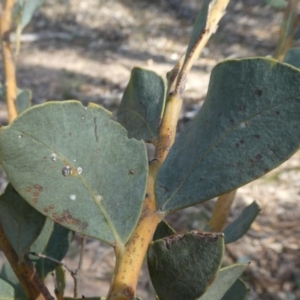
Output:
153,221,176,241
284,48,300,68
221,278,249,300
30,218,73,278
117,67,166,141
0,101,148,244
184,0,210,64
16,89,32,114
0,183,46,258
156,58,300,212
147,231,224,300
224,201,260,244
0,276,26,300
199,264,248,300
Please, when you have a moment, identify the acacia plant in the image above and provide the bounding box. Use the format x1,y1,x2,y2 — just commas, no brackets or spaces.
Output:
1,0,300,299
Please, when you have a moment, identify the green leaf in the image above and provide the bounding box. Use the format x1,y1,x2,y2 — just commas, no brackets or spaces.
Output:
264,0,287,8
153,221,176,241
0,101,148,245
16,89,32,114
198,264,248,300
156,58,300,212
184,0,210,65
147,231,224,300
30,217,73,278
284,48,300,69
0,183,46,258
0,276,27,300
117,67,166,141
224,201,260,244
221,278,249,300
0,261,20,288
19,0,46,29
55,265,66,296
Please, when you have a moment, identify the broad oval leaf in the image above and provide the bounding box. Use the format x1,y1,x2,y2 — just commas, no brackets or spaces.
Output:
156,58,300,212
198,264,248,300
0,183,46,258
224,201,260,244
0,101,148,245
30,218,74,278
117,67,166,141
284,48,300,68
0,276,26,300
147,231,224,300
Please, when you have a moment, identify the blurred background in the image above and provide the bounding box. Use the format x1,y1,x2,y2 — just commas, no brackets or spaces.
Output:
1,0,300,299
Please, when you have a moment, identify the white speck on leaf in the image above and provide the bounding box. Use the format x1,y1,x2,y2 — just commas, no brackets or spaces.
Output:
69,194,76,201
96,195,103,202
50,153,57,161
18,134,23,139
77,167,82,174
240,122,246,128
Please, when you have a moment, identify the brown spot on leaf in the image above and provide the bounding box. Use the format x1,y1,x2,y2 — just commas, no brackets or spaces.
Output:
25,187,32,193
52,210,88,230
217,112,223,117
238,104,246,112
253,134,260,139
256,154,262,160
264,168,270,174
129,169,135,175
275,111,280,116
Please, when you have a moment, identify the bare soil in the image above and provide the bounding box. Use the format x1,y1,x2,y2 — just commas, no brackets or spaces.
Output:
1,0,300,299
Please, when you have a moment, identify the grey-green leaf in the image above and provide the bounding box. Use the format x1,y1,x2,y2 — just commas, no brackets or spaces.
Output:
30,218,74,278
117,67,166,141
198,264,248,300
0,262,20,288
153,221,176,241
284,48,300,68
20,0,46,29
147,231,224,300
0,276,27,300
156,58,300,212
224,201,260,244
221,278,249,300
0,101,148,245
184,0,210,65
0,183,46,258
264,0,287,8
16,89,32,114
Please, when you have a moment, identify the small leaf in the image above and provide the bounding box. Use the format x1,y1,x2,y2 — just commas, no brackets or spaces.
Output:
0,101,148,245
0,261,20,287
20,0,46,29
117,67,166,141
153,221,176,241
198,264,248,300
16,89,32,114
55,265,66,296
0,183,46,258
30,218,74,278
221,278,249,300
264,0,287,8
147,231,224,300
284,48,300,68
156,58,300,212
0,276,27,300
224,201,260,244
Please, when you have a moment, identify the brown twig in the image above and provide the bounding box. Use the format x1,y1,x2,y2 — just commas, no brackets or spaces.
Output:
0,0,18,122
0,223,53,299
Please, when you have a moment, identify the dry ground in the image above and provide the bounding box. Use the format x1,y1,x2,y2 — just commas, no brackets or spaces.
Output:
1,0,300,299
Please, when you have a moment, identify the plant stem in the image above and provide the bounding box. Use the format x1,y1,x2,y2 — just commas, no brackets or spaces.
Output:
0,0,18,123
106,93,183,300
0,223,53,300
209,190,237,231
